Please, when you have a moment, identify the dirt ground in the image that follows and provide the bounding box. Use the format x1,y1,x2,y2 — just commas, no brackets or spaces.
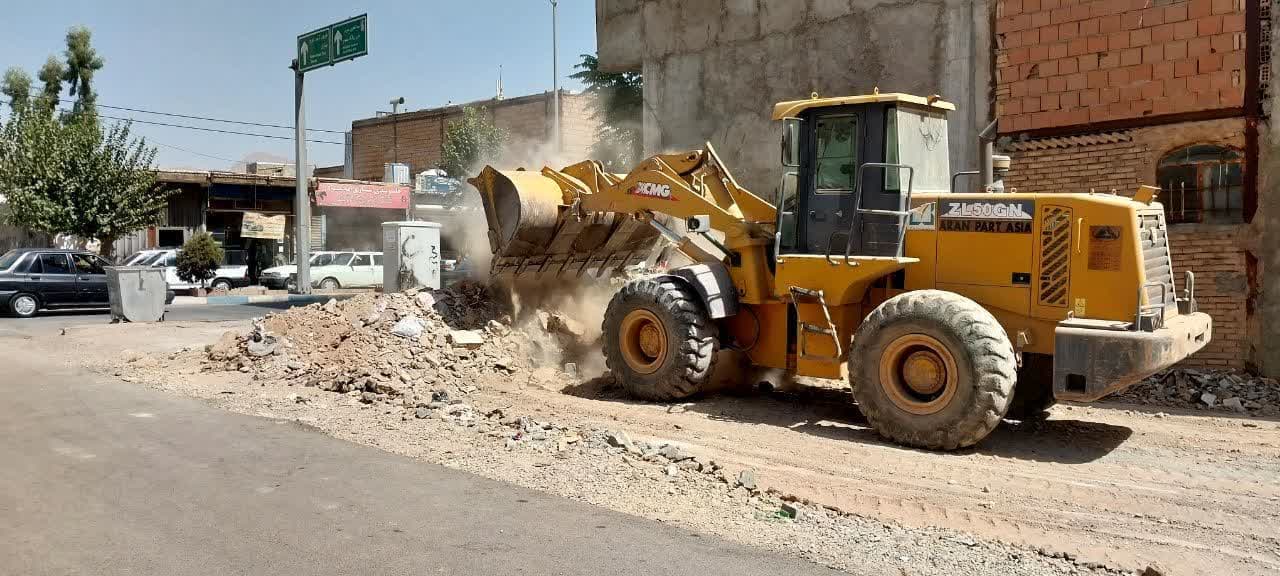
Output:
58,317,1280,576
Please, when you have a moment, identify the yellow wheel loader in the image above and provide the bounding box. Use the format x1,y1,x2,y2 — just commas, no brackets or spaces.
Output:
470,92,1212,450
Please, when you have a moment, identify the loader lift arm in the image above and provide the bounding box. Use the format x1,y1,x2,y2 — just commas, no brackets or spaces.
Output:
470,144,778,295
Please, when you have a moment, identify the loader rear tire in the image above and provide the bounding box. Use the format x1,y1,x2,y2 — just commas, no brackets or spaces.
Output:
849,290,1016,450
603,278,719,401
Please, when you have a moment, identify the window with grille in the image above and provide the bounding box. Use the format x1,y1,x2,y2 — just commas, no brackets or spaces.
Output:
1157,145,1243,225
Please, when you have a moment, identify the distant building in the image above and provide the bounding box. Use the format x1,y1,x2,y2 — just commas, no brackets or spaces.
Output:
347,90,602,181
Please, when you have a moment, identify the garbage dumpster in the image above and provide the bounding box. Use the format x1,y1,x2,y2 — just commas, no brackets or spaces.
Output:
108,266,167,322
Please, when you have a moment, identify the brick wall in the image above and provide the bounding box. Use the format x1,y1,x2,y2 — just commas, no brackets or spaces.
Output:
996,0,1248,132
1002,118,1249,367
349,91,602,181
1168,226,1249,366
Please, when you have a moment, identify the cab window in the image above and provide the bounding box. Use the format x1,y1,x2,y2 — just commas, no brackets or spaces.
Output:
331,253,354,266
351,254,371,266
814,115,859,194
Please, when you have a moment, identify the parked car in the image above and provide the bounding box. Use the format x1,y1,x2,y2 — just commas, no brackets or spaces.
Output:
309,251,383,290
136,248,250,293
0,248,116,317
260,251,341,290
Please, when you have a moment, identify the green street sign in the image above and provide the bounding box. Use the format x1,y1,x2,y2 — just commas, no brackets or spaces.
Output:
297,27,331,73
331,14,368,64
296,14,367,73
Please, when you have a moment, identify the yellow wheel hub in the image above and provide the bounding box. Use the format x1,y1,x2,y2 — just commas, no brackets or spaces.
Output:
879,334,958,415
619,309,668,374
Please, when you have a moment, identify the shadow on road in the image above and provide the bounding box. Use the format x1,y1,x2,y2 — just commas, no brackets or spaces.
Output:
561,374,1132,464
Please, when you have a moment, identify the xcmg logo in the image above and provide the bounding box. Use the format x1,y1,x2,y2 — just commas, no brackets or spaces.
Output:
628,182,676,200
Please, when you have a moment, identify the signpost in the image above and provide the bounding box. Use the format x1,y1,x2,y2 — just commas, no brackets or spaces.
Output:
292,14,367,294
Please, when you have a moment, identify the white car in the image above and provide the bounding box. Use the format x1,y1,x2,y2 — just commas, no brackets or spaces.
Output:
259,251,341,290
310,251,383,290
126,248,249,293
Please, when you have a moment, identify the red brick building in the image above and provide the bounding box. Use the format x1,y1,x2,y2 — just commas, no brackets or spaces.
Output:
994,0,1265,369
348,90,602,182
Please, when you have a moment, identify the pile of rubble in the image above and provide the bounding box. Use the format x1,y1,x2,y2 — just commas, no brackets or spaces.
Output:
1112,367,1280,417
204,282,586,409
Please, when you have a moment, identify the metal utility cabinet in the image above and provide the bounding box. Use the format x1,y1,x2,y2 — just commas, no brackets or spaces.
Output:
382,221,442,292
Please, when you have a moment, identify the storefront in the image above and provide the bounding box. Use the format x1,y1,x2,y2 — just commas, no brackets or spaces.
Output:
314,180,410,251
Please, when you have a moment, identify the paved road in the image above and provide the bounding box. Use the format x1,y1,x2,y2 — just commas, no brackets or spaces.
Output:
0,302,293,338
0,329,841,575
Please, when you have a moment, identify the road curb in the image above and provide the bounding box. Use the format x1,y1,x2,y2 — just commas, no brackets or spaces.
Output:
181,293,359,307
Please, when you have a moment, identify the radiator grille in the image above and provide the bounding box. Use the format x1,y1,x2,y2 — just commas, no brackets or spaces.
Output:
1038,206,1072,307
1139,210,1176,305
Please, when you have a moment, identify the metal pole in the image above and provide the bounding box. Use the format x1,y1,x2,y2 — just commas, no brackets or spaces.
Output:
551,0,560,155
294,63,311,294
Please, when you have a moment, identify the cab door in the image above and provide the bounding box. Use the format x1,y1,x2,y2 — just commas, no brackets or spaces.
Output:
795,112,861,256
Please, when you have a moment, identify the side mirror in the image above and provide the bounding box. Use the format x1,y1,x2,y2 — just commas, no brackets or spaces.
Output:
781,118,802,168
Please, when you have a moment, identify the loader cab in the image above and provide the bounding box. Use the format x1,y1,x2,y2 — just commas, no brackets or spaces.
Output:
774,93,954,260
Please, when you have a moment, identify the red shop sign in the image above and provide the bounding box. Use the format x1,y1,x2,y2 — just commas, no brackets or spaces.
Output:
315,181,410,209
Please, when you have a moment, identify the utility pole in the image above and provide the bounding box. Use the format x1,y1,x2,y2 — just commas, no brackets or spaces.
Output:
390,96,406,219
551,0,560,155
293,60,311,294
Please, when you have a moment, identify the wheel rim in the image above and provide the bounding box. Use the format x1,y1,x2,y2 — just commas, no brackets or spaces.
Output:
12,295,36,316
879,334,959,415
619,309,668,375
321,279,337,289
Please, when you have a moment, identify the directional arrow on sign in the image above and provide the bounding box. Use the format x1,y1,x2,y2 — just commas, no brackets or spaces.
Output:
333,30,343,52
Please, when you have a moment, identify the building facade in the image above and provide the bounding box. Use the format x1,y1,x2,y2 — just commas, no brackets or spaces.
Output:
347,90,602,182
595,0,994,201
994,0,1268,371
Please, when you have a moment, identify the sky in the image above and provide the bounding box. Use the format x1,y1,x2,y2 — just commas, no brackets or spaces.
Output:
0,0,597,170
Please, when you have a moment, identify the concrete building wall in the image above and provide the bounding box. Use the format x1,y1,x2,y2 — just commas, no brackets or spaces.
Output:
995,0,1247,132
349,91,601,181
1257,0,1279,375
596,0,994,202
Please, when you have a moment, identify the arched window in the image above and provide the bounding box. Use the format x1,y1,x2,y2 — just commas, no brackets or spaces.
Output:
1157,145,1243,224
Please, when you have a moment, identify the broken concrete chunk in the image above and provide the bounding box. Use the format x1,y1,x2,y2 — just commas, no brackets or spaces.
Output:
736,469,758,491
415,291,436,310
1200,392,1217,407
322,298,339,313
658,444,692,462
605,430,633,449
448,330,485,349
391,316,425,339
208,331,241,361
1223,396,1246,412
246,337,278,358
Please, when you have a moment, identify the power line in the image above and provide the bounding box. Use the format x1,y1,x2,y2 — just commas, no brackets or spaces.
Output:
95,102,348,134
145,139,238,164
95,113,345,145
20,92,348,134
3,99,345,145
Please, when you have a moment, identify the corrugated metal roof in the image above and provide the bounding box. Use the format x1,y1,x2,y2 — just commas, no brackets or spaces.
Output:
1003,131,1133,151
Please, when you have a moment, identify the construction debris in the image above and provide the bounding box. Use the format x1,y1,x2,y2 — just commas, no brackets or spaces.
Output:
1112,368,1280,416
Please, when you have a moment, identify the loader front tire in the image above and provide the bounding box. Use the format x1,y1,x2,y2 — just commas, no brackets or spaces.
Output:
850,290,1016,450
603,278,719,401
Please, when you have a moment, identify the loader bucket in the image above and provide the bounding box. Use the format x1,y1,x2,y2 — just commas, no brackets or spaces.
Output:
469,165,666,279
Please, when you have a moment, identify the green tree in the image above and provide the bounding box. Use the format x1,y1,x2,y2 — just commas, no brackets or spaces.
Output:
0,109,173,258
0,26,170,258
569,53,643,169
61,26,103,116
2,68,32,110
175,232,223,288
440,106,508,179
36,55,65,115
